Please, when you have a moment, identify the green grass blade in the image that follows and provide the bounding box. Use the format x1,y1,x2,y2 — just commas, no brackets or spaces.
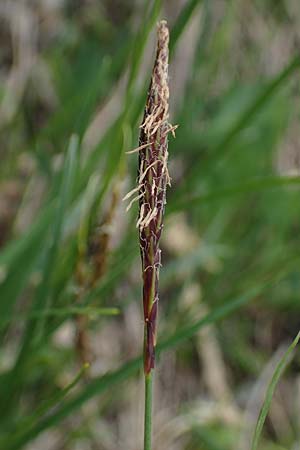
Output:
126,0,161,100
34,306,120,318
169,0,203,56
169,175,300,212
251,331,300,450
32,363,90,419
0,307,119,329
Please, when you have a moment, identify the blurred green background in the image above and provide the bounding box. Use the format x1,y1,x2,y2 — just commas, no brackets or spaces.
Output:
1,0,300,449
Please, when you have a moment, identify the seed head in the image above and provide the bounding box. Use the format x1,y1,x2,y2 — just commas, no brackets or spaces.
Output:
124,20,175,374
138,20,171,374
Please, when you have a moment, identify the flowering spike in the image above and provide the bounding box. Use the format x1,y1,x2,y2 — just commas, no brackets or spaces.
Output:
136,20,171,374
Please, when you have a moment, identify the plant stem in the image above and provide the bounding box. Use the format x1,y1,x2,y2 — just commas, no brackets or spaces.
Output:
144,372,153,450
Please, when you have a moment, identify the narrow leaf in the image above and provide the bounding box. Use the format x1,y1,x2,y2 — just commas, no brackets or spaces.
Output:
251,331,300,450
170,0,203,56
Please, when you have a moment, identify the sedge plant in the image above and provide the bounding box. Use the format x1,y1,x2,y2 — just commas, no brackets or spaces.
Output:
125,19,175,450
